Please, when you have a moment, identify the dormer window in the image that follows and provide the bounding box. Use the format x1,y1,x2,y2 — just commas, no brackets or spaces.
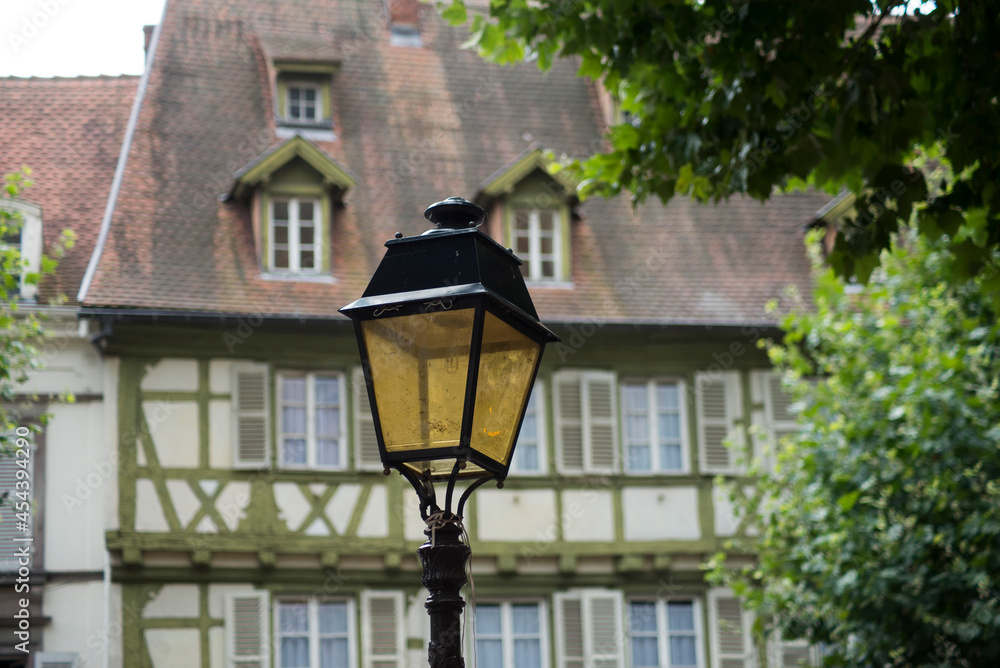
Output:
231,136,357,282
476,144,576,286
287,83,320,123
258,34,340,140
270,197,320,273
513,208,563,281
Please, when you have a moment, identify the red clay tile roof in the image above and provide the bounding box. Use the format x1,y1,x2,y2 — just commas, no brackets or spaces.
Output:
80,0,830,327
0,75,137,303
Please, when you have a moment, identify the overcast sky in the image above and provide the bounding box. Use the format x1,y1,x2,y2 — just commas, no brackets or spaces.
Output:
1,0,168,77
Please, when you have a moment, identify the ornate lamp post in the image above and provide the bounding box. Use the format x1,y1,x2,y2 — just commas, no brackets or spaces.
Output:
340,197,558,668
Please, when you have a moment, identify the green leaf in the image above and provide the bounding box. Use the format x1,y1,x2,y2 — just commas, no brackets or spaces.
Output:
441,0,467,25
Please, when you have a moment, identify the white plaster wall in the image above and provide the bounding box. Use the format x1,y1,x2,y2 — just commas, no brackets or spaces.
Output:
209,359,234,394
476,489,557,542
43,581,122,668
103,357,120,532
44,401,112,571
214,481,250,532
146,629,201,667
713,485,758,537
622,487,701,541
135,479,169,532
145,584,200,618
209,399,231,469
141,359,198,391
20,335,104,396
143,401,199,468
327,483,361,536
562,489,615,541
167,480,201,530
274,482,313,532
713,486,740,537
356,484,388,538
209,627,225,668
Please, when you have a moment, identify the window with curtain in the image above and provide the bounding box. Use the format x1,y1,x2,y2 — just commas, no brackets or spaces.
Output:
621,379,687,474
278,372,345,469
475,602,546,668
629,600,700,668
277,599,352,668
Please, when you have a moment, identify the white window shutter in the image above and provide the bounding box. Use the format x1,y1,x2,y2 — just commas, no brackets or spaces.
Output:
696,371,744,474
231,363,270,469
769,634,815,668
354,366,383,471
583,373,618,474
582,589,626,668
708,589,753,668
226,592,270,668
750,370,799,470
554,372,584,473
554,592,585,668
361,590,405,668
34,654,78,668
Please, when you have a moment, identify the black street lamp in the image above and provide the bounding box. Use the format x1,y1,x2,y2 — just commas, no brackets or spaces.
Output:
340,197,558,668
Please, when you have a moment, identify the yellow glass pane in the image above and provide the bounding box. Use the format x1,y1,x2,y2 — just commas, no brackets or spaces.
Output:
470,312,541,466
362,309,474,453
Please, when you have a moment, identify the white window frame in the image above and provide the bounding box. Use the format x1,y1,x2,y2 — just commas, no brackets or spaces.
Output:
277,371,347,470
512,208,564,282
472,600,550,668
269,197,323,274
510,380,547,476
627,598,705,668
274,597,356,668
286,81,322,123
621,378,690,475
1,199,42,301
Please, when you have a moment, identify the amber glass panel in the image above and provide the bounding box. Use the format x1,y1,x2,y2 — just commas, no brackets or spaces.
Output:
470,312,542,466
361,309,474,454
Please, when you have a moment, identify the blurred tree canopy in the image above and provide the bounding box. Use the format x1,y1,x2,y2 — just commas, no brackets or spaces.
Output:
441,0,1000,289
709,230,1000,666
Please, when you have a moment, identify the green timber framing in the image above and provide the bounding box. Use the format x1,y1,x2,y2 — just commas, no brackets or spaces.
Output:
96,316,782,667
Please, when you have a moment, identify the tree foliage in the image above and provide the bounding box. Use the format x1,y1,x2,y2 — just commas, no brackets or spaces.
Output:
0,170,70,451
710,231,1000,666
442,0,1000,286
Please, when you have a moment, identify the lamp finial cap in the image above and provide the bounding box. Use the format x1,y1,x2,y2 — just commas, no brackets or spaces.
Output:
424,197,487,229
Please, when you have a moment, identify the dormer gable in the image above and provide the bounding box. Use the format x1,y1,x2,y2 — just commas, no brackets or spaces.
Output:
259,34,341,141
231,136,356,280
477,144,578,286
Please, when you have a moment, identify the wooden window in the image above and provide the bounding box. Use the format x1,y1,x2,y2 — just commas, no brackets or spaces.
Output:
275,598,354,668
695,371,745,474
277,372,346,470
621,379,688,474
629,600,702,668
231,363,271,469
360,591,405,668
706,589,753,668
513,208,563,282
226,592,271,668
0,438,32,571
475,601,548,668
270,197,322,274
510,381,546,475
750,370,800,468
553,370,618,474
352,367,383,471
287,83,320,122
554,590,626,668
